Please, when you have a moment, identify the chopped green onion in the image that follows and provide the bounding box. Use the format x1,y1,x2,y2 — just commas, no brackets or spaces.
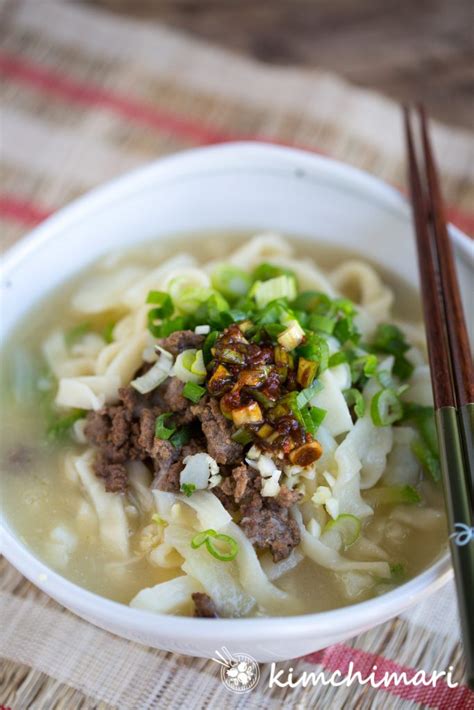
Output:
377,369,393,388
292,290,332,314
150,315,190,338
321,514,361,550
181,483,196,497
402,403,438,454
370,388,401,426
202,330,219,364
146,290,174,316
253,275,297,309
102,321,116,344
365,485,421,506
47,409,86,440
371,323,414,380
182,381,206,403
65,322,91,347
252,262,296,283
297,357,318,388
263,323,286,339
411,438,441,482
155,413,176,440
308,314,336,335
332,297,356,316
298,333,329,373
302,406,327,435
343,388,366,419
370,388,403,426
328,351,348,368
333,315,359,344
193,294,233,331
170,425,192,449
349,353,378,384
191,529,239,562
296,381,322,409
231,427,254,445
174,349,206,384
211,264,252,301
277,319,305,350
389,563,406,582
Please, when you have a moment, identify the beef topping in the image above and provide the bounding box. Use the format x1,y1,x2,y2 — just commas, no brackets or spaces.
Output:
82,329,308,563
94,456,128,493
157,330,204,357
191,397,243,465
240,498,301,562
192,592,219,618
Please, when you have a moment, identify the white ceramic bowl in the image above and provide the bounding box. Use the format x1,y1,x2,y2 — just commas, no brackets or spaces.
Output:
1,143,472,662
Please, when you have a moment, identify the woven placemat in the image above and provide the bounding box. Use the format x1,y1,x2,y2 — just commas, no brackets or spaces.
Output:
1,1,473,708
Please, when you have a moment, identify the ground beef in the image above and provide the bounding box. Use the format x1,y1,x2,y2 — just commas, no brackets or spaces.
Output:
214,464,261,507
276,485,303,508
93,455,128,493
240,497,301,562
84,386,164,491
152,440,203,492
192,592,219,618
191,397,243,465
160,377,195,424
157,330,204,357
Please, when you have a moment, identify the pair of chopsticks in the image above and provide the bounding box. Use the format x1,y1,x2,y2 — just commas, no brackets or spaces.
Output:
404,105,474,690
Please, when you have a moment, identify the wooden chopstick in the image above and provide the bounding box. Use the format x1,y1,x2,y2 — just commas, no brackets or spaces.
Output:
404,105,474,690
417,106,474,496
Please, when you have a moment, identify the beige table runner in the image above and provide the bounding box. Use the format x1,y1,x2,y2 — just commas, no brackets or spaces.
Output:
1,1,473,708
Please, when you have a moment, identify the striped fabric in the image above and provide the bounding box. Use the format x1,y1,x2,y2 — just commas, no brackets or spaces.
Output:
0,1,473,708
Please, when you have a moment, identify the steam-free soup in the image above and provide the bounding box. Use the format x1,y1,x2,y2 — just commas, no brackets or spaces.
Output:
0,234,446,617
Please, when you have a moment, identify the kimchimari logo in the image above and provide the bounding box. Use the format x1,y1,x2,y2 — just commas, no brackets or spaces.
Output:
213,647,260,693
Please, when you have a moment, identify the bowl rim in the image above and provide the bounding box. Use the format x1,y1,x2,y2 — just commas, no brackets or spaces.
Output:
0,140,461,640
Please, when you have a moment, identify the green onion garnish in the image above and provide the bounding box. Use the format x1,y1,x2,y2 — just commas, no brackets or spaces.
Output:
211,264,252,301
102,321,116,344
296,381,322,409
253,275,297,309
252,262,297,283
291,290,332,313
308,314,336,335
301,406,327,435
411,438,441,482
231,427,254,445
328,351,348,368
181,483,196,497
343,388,366,419
370,388,403,426
170,425,192,449
146,290,174,314
155,413,176,440
297,333,329,372
365,484,421,506
370,323,414,380
182,381,206,403
191,529,239,562
65,322,91,347
47,409,86,440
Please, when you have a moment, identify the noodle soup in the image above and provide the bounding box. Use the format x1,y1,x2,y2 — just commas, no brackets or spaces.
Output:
0,234,446,617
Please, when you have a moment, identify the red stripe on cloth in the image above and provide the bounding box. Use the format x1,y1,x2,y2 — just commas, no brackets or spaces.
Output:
0,51,230,146
304,645,474,709
0,194,53,226
0,50,472,236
